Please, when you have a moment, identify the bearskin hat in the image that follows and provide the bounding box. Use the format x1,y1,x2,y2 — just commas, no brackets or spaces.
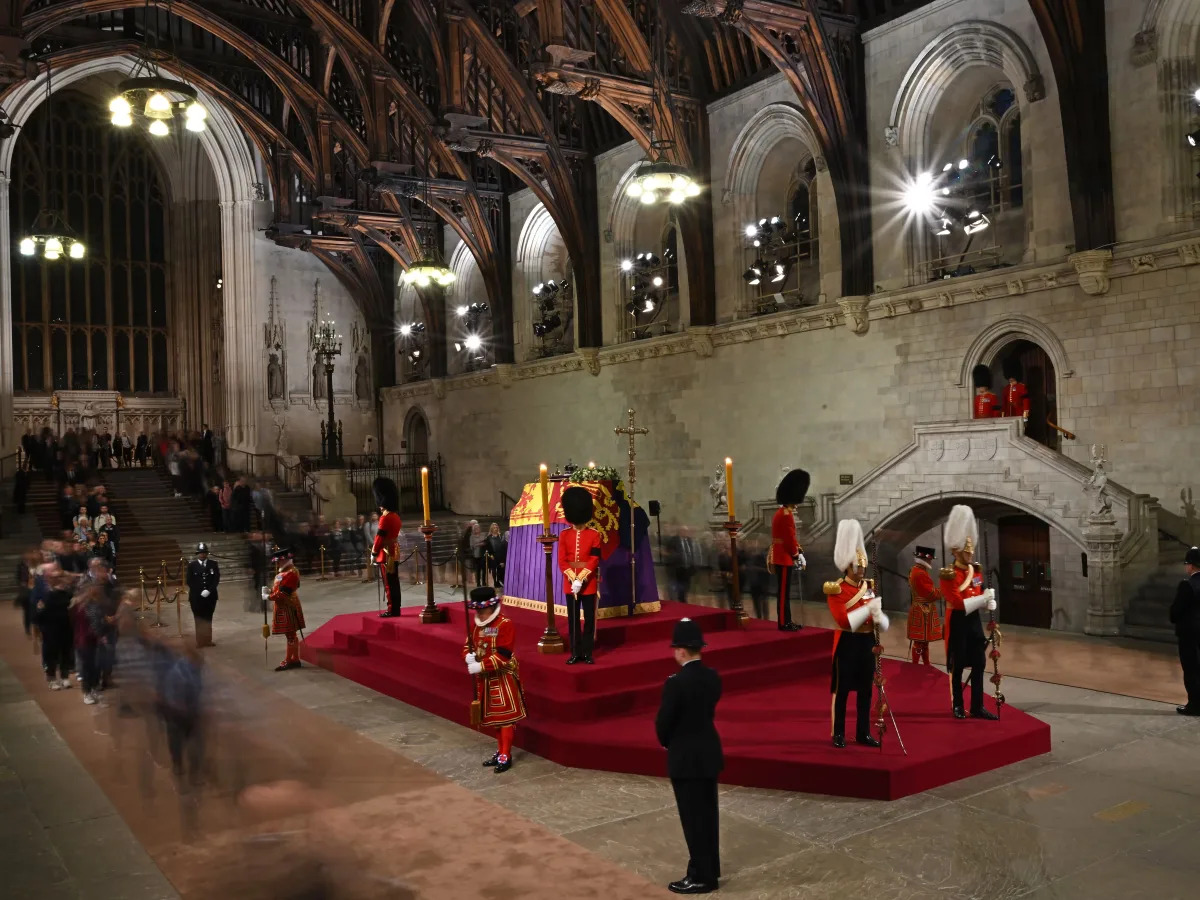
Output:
972,364,993,390
944,504,978,553
833,518,867,573
372,476,400,512
561,485,595,526
1002,355,1023,382
775,468,811,507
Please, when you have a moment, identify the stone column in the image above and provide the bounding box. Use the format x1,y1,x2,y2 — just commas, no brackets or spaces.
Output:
1082,515,1124,635
219,198,262,452
0,176,14,454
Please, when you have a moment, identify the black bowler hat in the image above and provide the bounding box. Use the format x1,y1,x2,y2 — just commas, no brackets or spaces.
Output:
1187,547,1200,567
915,546,936,559
670,618,705,650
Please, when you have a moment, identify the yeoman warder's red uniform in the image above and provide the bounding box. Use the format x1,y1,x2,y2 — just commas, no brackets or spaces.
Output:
907,559,943,666
270,561,305,670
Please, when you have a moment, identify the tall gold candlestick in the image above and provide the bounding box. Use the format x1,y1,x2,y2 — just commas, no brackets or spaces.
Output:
725,457,735,521
539,464,551,534
421,466,431,525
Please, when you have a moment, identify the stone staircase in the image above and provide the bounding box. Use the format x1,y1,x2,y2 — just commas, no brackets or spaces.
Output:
1124,533,1190,642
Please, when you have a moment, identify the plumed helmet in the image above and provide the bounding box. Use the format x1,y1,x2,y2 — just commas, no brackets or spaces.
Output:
561,485,595,526
944,504,978,553
1002,355,1023,381
669,617,706,650
775,469,811,507
469,586,500,610
972,364,993,389
833,518,867,573
372,476,400,512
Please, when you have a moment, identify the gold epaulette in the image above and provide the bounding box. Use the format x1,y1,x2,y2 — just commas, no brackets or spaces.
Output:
823,580,842,595
939,567,954,579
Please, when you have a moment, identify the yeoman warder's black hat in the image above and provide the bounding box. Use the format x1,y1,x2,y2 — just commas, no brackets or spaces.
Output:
561,486,595,526
915,546,936,559
469,586,500,610
670,617,706,650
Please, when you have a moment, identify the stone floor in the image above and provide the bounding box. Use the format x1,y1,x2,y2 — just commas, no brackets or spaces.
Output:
3,573,1198,899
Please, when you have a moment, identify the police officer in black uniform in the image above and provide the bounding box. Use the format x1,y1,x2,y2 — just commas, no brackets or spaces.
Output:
656,618,723,895
187,542,220,648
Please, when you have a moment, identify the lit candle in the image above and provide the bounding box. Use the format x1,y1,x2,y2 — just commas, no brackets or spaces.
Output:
725,457,735,521
539,464,550,534
420,467,431,525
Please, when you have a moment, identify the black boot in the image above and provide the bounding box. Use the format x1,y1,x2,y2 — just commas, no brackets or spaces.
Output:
953,707,967,719
832,734,846,749
856,734,881,748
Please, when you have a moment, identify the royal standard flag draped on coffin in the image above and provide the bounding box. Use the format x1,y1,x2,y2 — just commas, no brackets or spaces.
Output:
503,479,659,618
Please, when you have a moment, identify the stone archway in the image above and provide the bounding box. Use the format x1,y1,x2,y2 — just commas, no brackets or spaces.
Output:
403,405,430,462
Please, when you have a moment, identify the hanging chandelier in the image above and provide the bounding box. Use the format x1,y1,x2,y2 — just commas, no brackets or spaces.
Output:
626,142,702,205
400,258,456,288
106,1,206,137
20,62,85,261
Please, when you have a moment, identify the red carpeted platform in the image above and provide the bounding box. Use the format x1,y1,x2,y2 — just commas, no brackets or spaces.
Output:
300,602,1050,800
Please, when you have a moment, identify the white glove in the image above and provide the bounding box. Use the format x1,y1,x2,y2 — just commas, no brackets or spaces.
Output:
571,579,583,594
466,661,483,675
261,586,269,600
796,553,807,569
986,595,998,612
465,653,477,666
982,587,998,611
875,611,890,632
867,596,882,616
200,590,210,598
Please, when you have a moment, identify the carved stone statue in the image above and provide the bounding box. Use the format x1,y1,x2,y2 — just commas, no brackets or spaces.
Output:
354,355,370,402
709,464,727,514
1085,443,1113,522
273,415,289,456
313,360,327,400
267,353,284,400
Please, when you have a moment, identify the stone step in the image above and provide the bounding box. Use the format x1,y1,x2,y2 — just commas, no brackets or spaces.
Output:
1123,623,1175,644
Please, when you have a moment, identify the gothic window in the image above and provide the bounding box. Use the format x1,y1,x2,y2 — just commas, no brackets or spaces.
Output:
963,85,1022,213
9,90,171,394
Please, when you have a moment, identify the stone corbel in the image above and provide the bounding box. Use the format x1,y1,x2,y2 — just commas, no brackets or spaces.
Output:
689,326,715,359
1023,74,1045,103
493,363,514,388
883,125,899,147
836,296,870,335
577,347,601,377
1069,249,1114,296
1130,30,1157,67
432,378,447,400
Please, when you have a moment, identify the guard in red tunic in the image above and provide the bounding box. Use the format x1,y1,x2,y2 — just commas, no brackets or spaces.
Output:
825,519,888,749
907,546,943,666
558,486,603,664
372,476,403,617
940,505,999,719
269,547,305,671
768,469,810,632
972,364,1000,419
463,586,526,773
1001,356,1030,420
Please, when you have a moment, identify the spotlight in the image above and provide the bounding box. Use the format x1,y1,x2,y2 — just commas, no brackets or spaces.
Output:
958,158,969,170
770,260,789,283
1188,129,1200,147
742,262,764,286
643,299,656,313
942,162,953,173
903,173,936,213
625,301,638,316
932,216,953,237
744,223,758,239
532,282,544,295
1193,87,1200,103
456,305,468,316
453,341,462,352
399,324,412,336
651,275,664,287
964,210,991,235
464,334,482,352
620,259,633,272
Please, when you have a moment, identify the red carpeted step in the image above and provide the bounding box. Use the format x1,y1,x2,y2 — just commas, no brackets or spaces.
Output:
300,601,1051,800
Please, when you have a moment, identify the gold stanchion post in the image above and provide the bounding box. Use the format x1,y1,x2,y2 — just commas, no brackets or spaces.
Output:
319,545,327,580
154,576,164,628
138,567,146,613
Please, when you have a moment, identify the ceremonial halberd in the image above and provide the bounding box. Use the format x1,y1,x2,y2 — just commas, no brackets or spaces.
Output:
503,479,660,619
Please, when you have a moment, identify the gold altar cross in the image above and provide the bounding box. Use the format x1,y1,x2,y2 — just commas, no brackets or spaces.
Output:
614,409,649,611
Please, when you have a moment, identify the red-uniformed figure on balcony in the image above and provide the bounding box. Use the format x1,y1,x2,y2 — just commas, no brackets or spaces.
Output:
972,364,1000,419
1001,356,1030,420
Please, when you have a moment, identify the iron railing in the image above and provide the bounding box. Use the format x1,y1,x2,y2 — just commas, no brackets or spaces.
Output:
344,455,446,516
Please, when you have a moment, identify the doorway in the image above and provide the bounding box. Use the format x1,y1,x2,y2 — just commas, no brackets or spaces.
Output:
990,339,1059,451
404,408,430,462
997,515,1052,628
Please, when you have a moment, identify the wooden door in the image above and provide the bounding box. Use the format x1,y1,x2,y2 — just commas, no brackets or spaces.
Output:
1013,342,1058,451
997,515,1052,628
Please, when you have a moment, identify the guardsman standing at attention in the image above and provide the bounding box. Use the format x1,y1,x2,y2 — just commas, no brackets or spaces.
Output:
269,547,305,671
972,364,1001,419
825,519,888,749
372,476,403,617
768,469,810,631
463,587,527,774
940,505,999,720
907,546,943,666
1001,356,1031,420
559,486,603,665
